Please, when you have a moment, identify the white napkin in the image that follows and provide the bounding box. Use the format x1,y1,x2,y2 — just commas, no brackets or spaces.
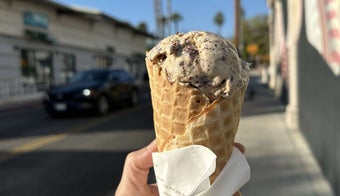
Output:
152,145,250,196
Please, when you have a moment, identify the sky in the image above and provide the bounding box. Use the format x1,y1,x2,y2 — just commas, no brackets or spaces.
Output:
53,0,269,38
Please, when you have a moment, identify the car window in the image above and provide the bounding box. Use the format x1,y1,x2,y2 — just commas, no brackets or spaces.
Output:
109,71,121,82
69,70,110,83
119,70,133,82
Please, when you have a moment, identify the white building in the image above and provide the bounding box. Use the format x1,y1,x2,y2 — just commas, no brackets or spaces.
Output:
268,0,340,194
0,0,154,97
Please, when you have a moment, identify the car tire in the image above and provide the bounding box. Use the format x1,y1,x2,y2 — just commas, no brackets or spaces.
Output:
130,90,139,106
96,95,110,115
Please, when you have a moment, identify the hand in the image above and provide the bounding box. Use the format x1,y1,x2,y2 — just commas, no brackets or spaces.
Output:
115,140,246,196
115,139,159,196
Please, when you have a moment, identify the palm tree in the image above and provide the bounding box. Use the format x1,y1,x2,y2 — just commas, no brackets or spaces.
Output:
214,11,224,35
171,12,182,33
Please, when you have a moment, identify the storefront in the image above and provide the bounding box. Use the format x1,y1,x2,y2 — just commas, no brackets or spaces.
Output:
20,48,53,90
0,0,153,97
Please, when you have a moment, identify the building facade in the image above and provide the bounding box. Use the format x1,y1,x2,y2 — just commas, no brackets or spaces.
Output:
0,0,153,97
268,0,340,194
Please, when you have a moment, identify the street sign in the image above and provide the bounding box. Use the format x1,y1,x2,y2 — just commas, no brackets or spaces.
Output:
246,44,259,55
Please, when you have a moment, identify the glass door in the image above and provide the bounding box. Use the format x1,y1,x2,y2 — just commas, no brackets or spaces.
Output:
21,49,53,90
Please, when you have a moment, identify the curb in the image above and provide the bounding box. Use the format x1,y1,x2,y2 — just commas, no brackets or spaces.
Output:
0,93,44,110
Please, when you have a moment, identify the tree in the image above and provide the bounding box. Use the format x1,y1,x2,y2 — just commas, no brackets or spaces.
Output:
241,14,269,64
170,12,182,33
214,11,224,35
137,22,148,32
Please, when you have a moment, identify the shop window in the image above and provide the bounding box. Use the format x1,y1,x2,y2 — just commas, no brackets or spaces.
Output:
95,55,113,68
21,49,53,90
61,54,76,83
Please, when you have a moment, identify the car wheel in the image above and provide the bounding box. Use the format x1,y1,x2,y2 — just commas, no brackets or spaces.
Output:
130,90,139,106
96,95,110,115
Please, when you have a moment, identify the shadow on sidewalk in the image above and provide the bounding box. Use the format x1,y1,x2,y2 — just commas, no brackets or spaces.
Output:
241,80,285,117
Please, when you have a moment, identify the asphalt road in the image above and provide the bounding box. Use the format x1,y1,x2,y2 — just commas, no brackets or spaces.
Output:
0,98,156,196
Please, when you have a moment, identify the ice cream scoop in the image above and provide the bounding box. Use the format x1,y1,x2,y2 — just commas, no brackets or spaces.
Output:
146,31,249,100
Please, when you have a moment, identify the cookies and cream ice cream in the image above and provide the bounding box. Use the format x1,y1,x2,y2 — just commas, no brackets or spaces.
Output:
146,31,249,100
146,31,249,183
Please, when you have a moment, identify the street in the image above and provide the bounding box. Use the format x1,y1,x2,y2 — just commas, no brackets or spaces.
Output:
0,73,334,196
0,97,155,196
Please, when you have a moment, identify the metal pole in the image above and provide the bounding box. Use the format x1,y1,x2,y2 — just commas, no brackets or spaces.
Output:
167,0,172,35
234,0,241,51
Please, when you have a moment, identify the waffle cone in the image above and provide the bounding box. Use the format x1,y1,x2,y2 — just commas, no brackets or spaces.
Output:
146,58,247,183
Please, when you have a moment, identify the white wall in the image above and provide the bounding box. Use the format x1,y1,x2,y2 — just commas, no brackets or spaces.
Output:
297,14,340,195
268,0,340,194
0,37,20,81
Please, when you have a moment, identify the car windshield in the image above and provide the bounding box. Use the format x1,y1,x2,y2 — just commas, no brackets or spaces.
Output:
69,70,110,83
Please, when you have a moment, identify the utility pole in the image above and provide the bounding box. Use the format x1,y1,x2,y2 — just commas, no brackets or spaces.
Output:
167,0,172,35
154,0,163,39
234,0,241,51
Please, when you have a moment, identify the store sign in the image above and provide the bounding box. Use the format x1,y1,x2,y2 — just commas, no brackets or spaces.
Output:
305,0,340,76
24,29,53,43
24,11,48,29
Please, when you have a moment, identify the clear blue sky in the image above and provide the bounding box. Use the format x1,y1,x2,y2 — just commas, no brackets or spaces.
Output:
53,0,269,38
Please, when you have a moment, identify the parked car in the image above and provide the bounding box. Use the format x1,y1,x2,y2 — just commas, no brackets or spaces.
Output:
43,68,139,116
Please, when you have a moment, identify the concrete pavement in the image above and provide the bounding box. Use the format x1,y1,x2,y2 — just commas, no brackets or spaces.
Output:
237,76,334,195
0,92,43,112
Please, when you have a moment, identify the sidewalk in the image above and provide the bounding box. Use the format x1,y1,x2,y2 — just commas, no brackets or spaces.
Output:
237,77,334,195
0,93,43,112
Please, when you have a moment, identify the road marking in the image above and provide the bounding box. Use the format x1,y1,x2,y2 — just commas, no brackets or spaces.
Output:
11,134,67,153
0,134,67,162
0,101,151,163
0,114,112,162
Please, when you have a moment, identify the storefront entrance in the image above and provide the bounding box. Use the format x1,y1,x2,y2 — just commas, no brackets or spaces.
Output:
21,49,53,90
